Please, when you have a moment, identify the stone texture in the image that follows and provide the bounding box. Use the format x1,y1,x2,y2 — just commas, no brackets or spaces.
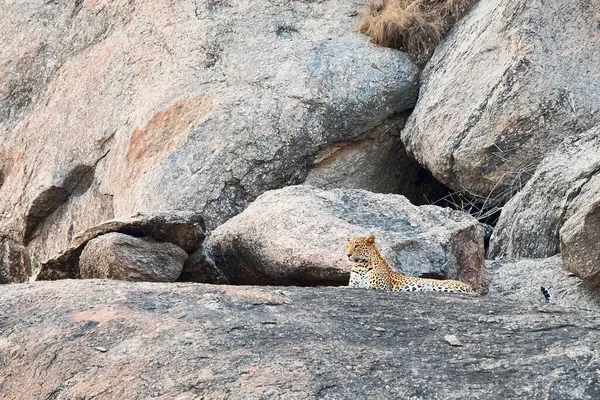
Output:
178,247,230,284
0,238,29,284
402,0,600,199
36,212,204,280
304,114,450,205
305,114,409,194
79,232,187,282
0,0,420,281
208,185,487,292
488,256,600,311
560,198,600,287
490,126,600,259
0,280,599,399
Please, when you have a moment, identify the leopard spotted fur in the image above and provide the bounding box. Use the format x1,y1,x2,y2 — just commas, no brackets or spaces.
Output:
347,235,476,294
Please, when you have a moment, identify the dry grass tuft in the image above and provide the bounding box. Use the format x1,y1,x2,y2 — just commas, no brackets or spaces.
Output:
357,0,478,62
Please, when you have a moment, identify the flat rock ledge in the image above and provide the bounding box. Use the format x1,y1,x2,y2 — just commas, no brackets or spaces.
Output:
0,281,599,399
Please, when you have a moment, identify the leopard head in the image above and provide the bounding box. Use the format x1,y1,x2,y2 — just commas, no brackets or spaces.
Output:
346,235,378,272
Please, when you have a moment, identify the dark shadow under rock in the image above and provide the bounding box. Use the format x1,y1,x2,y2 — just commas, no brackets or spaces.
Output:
178,247,229,284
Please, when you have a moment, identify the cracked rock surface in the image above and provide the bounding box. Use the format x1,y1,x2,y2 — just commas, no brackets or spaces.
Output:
402,0,600,198
0,0,420,283
0,280,599,399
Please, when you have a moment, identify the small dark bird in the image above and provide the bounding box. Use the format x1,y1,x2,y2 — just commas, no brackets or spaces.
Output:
540,286,552,304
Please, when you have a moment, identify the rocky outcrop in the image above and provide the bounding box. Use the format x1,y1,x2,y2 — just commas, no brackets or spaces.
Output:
304,113,451,205
489,126,600,259
36,212,204,280
305,114,410,195
79,233,188,282
0,280,599,399
560,198,600,287
0,0,420,283
208,185,487,291
489,256,600,311
402,0,600,199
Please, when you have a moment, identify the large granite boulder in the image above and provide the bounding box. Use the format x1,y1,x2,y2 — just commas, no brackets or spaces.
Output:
208,185,487,292
79,232,188,282
490,127,600,259
402,0,600,199
0,280,599,399
0,0,421,282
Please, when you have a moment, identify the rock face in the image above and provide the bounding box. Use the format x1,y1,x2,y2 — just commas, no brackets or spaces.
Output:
208,185,487,291
489,256,600,311
490,127,600,259
560,199,600,287
79,233,188,282
304,114,451,205
0,0,420,284
305,114,411,195
402,0,600,199
36,212,204,280
1,281,599,399
0,239,29,284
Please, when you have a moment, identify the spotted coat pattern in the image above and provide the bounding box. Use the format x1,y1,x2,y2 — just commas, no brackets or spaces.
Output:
347,235,476,294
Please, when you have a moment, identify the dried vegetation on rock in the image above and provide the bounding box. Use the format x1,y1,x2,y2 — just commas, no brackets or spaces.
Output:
357,0,477,62
1,0,600,396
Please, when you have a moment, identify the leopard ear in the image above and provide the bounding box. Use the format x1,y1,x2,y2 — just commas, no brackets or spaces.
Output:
367,235,375,244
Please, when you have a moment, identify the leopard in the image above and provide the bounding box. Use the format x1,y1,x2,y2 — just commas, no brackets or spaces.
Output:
346,235,476,294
